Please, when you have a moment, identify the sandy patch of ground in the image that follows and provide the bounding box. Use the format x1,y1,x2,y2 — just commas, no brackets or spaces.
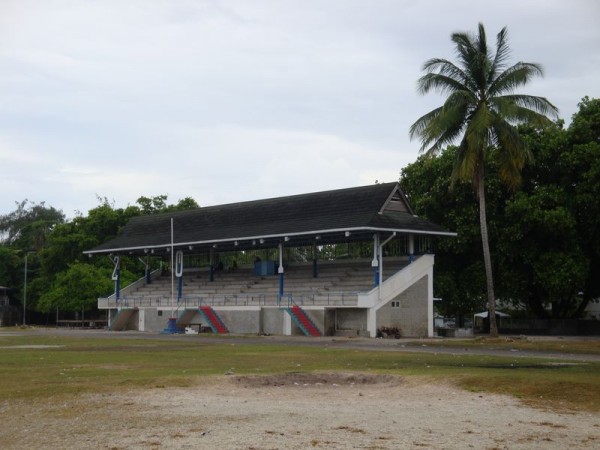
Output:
1,374,598,449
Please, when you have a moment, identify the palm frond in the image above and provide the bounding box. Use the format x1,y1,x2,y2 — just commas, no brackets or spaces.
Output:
422,58,460,74
451,31,478,72
422,114,467,157
412,109,466,155
410,91,472,153
451,138,483,187
465,104,493,150
476,23,488,56
491,119,530,189
488,26,510,84
489,62,544,95
422,58,467,80
417,73,466,95
493,94,559,120
409,107,443,141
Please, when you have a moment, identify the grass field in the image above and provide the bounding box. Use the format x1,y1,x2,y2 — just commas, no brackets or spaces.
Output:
410,336,600,355
1,331,599,413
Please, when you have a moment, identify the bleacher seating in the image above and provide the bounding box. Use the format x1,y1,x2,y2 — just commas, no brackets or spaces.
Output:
122,257,409,307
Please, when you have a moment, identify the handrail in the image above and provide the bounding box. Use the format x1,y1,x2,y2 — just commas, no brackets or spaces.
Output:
105,268,162,301
100,289,363,309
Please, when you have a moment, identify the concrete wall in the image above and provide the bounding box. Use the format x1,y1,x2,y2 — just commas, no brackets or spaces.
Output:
376,275,429,337
335,308,368,333
108,308,171,332
214,307,260,334
261,307,285,335
323,309,336,336
144,309,170,332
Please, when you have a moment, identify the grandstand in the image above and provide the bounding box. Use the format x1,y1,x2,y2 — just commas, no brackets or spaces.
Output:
86,182,454,337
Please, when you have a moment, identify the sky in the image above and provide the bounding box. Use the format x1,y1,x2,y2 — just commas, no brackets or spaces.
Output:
1,0,599,218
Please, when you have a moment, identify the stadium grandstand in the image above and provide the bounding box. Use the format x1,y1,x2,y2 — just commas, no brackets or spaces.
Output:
84,182,455,337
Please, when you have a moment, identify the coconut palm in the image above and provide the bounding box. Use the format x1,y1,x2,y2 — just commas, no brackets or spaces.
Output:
409,23,558,337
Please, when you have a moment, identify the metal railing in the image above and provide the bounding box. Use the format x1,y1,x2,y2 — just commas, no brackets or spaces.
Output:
99,290,361,309
283,291,360,306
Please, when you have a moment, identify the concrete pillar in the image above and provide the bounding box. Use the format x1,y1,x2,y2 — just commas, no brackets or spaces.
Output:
372,233,380,287
175,250,183,301
145,255,151,284
111,256,121,300
283,308,292,335
312,241,318,278
278,242,285,297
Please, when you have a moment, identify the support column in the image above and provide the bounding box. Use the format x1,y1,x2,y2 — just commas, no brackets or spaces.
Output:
312,241,318,278
140,256,151,284
278,242,285,297
408,234,415,263
283,309,292,335
145,255,151,284
209,248,214,282
175,250,184,302
111,256,121,300
372,233,380,287
427,264,434,338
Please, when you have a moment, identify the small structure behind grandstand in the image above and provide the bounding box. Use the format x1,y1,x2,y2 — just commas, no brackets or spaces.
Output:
85,182,455,337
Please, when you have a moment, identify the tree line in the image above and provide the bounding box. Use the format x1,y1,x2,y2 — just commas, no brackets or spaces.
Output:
1,98,597,323
0,195,198,320
401,96,599,323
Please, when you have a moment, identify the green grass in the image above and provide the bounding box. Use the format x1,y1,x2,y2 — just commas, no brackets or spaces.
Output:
409,336,600,355
1,333,599,412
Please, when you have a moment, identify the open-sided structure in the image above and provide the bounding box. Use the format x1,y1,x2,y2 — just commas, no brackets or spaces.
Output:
85,182,455,337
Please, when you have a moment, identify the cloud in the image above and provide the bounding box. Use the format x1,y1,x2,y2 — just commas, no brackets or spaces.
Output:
0,0,598,217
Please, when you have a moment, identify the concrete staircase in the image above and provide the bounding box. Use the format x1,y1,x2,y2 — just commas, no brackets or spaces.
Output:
286,305,321,336
198,305,229,334
109,308,137,331
176,309,197,329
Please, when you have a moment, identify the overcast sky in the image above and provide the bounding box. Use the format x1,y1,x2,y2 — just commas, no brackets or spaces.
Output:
1,0,598,217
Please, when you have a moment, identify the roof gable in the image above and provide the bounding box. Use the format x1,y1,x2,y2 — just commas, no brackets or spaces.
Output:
380,184,414,215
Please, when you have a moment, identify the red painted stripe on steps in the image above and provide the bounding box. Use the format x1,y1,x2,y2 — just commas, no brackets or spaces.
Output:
200,306,228,333
291,306,320,336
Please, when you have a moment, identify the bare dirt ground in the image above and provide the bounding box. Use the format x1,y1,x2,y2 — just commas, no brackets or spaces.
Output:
2,373,598,450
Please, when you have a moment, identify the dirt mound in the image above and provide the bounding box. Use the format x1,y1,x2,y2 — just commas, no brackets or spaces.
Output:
233,372,401,387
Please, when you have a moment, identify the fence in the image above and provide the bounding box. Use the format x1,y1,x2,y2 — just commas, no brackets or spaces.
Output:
476,318,600,336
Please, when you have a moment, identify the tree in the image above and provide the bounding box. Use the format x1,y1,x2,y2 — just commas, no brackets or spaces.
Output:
502,97,600,317
409,23,558,336
400,146,508,322
565,97,600,312
402,98,600,321
37,263,115,314
0,200,65,251
0,247,21,292
135,195,199,214
499,186,588,317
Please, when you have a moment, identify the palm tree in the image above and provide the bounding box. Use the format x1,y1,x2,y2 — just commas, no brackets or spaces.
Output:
409,23,558,337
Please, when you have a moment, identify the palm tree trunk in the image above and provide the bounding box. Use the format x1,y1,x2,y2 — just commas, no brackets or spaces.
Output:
477,170,499,337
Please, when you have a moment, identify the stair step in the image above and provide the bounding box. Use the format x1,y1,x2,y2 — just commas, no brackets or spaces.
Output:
289,306,321,337
199,306,229,334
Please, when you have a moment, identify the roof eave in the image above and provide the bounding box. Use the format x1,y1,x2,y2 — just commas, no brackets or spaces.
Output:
83,226,456,255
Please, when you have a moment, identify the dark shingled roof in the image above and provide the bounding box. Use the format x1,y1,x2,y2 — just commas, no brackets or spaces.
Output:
85,182,455,255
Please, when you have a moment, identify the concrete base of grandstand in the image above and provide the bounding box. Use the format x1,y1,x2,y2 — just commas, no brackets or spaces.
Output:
102,255,434,338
